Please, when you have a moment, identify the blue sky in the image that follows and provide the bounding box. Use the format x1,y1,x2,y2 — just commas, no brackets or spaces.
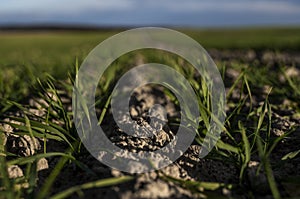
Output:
1,0,300,27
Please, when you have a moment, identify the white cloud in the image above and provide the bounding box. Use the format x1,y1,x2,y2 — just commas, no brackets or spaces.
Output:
163,0,300,14
1,0,300,15
1,0,300,26
0,0,135,15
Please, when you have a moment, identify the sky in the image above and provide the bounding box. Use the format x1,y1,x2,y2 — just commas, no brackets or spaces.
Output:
1,0,300,27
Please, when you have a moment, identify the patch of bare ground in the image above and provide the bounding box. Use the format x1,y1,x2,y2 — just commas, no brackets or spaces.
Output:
1,49,299,198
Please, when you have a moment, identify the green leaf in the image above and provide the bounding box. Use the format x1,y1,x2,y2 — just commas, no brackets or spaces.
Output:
7,152,74,166
5,117,74,149
282,149,300,160
49,176,134,199
239,122,251,180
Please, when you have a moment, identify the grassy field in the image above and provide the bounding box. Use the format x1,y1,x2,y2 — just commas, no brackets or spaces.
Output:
0,27,300,199
1,27,300,75
1,27,300,101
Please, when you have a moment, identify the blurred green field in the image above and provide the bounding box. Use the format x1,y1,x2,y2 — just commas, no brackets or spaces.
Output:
0,31,114,78
1,27,300,77
183,27,300,50
1,27,300,102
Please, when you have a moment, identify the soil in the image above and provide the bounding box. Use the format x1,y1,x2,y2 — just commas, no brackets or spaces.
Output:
1,49,300,198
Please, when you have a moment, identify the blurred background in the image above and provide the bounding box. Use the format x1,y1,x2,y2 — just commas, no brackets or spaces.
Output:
0,0,300,99
1,0,300,99
1,0,300,27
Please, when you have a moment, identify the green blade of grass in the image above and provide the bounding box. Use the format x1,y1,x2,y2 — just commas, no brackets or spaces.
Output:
36,153,71,199
5,117,74,149
24,161,38,197
238,122,251,180
73,74,92,128
256,136,281,199
160,172,232,192
243,74,253,113
7,152,75,166
24,114,35,142
226,71,245,99
49,176,134,199
36,141,80,199
280,66,300,96
250,88,272,151
282,149,300,160
0,132,15,199
98,93,112,125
